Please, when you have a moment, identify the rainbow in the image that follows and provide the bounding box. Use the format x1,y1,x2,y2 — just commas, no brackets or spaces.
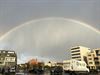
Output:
0,17,100,41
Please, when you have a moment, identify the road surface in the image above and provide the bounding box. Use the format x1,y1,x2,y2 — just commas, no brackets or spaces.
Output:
0,72,100,75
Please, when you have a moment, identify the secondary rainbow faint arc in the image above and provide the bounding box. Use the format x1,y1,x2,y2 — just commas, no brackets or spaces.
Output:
0,17,100,41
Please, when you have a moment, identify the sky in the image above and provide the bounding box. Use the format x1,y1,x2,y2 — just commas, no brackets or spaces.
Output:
0,0,100,63
0,0,100,36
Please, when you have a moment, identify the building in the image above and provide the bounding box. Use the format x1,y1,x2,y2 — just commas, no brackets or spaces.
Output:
87,48,100,70
44,61,57,67
0,50,17,72
94,48,100,70
87,50,96,70
70,46,100,71
71,46,90,62
63,59,89,72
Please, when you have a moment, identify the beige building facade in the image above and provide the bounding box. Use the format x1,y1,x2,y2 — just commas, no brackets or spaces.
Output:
87,50,96,70
70,46,100,70
87,48,100,70
71,46,90,62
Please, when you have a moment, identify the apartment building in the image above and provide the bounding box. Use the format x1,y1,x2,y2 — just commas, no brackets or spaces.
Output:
87,48,100,70
0,50,17,72
71,46,90,62
70,46,100,71
87,50,96,70
93,49,100,70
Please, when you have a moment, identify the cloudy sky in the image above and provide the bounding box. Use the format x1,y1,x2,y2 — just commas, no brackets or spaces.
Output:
0,0,100,63
0,0,100,36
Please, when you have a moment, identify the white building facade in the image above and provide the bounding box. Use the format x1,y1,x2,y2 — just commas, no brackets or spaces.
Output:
71,46,90,62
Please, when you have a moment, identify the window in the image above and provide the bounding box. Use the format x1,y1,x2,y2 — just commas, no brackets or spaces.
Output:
8,51,15,54
93,54,95,57
71,47,80,50
89,62,93,64
72,53,80,56
94,57,99,60
11,58,15,61
95,61,99,65
72,56,81,59
0,62,3,64
95,50,100,56
71,50,80,53
89,58,92,60
88,54,91,56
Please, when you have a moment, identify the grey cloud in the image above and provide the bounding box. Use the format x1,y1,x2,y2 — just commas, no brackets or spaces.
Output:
0,0,100,36
0,17,100,63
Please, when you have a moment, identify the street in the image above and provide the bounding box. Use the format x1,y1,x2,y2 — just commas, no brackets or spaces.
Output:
0,72,100,75
16,73,100,75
